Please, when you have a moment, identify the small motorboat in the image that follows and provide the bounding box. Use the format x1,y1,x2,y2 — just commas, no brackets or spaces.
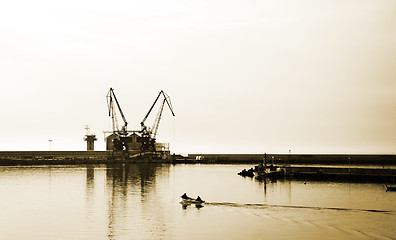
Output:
386,185,396,191
181,198,205,205
180,193,205,205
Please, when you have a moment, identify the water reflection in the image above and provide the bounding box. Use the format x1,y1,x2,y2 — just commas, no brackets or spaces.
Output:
86,165,95,206
97,164,170,240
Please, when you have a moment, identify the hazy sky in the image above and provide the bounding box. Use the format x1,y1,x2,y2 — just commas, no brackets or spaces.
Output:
1,0,395,154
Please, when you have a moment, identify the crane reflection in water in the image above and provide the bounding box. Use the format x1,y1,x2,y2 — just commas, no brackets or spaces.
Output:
85,164,171,240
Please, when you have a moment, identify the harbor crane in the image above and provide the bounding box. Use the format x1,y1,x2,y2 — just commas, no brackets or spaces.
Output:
140,90,175,150
106,88,130,152
107,88,128,136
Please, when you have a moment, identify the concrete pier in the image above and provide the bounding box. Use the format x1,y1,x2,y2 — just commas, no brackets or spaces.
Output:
284,166,396,182
186,153,396,165
0,152,395,168
0,151,109,165
0,151,174,165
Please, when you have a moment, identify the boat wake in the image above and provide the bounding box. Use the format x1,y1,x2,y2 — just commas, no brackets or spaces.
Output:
204,202,395,214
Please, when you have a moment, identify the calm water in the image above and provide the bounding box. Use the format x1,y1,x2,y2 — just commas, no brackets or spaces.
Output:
0,164,395,240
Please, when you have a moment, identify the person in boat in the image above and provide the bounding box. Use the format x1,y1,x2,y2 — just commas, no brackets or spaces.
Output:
181,193,190,200
196,196,203,202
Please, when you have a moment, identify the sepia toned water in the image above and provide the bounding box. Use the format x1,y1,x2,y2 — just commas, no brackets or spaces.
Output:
0,164,395,240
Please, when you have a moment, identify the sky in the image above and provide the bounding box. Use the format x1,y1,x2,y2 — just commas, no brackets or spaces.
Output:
1,0,395,154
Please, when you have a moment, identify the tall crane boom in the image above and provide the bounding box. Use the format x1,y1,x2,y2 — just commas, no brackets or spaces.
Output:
141,90,175,138
151,99,166,139
107,88,128,135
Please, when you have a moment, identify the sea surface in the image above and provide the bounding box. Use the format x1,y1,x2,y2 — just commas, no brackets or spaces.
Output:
0,164,395,240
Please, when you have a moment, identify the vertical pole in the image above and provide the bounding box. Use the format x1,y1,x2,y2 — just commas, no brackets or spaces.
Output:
264,153,267,169
348,156,351,176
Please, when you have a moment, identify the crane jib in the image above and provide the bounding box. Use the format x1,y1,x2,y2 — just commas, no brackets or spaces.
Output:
142,91,162,125
107,88,128,134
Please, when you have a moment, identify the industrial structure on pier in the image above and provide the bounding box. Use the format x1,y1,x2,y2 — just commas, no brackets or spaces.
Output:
104,88,175,160
84,125,97,151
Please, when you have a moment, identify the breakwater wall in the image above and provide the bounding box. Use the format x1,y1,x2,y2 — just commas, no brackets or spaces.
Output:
186,154,396,165
0,151,395,166
286,166,396,182
0,151,110,165
0,151,176,165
